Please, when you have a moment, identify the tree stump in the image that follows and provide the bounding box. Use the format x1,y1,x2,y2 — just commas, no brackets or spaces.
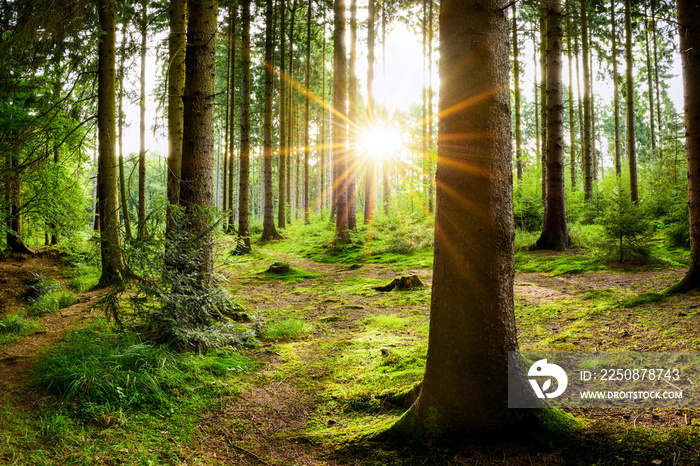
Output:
374,274,424,292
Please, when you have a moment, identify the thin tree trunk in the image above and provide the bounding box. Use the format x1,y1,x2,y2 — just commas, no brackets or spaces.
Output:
539,1,547,200
364,0,375,224
278,0,287,228
137,0,147,241
533,21,540,197
581,0,593,200
625,0,638,203
611,0,621,176
644,4,656,156
421,0,428,199
287,0,297,224
237,0,252,252
333,0,348,241
320,6,327,214
513,3,522,182
261,0,280,240
347,0,357,230
223,11,232,222
652,0,663,155
228,7,237,232
118,18,132,239
536,0,569,250
427,0,434,213
303,0,312,224
566,0,576,187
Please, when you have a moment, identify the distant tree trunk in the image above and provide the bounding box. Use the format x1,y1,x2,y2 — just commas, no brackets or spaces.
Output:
652,0,663,153
227,7,237,232
611,0,621,176
644,4,656,156
513,3,523,182
421,0,428,197
118,18,132,239
261,0,280,241
303,0,312,225
566,0,576,187
137,0,147,241
222,11,232,222
383,0,549,438
167,0,186,239
347,0,357,230
237,0,252,252
625,0,638,203
581,0,593,200
320,6,327,213
5,152,32,254
287,0,297,224
333,0,348,241
278,0,287,229
364,0,375,224
670,0,700,292
575,28,584,177
97,0,123,285
536,0,569,251
533,21,541,196
179,0,217,275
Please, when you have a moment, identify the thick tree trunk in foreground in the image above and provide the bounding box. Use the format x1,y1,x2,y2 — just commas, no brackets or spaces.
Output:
167,0,186,239
261,0,280,241
536,0,569,251
179,0,217,275
237,0,252,252
97,0,123,285
382,0,551,438
670,0,700,292
333,0,348,242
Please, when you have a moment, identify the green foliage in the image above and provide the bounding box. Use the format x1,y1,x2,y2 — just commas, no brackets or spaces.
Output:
513,186,543,231
596,182,653,264
0,313,39,336
24,273,78,317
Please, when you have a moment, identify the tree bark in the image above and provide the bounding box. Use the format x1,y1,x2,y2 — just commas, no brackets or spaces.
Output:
566,0,576,187
278,0,287,229
611,0,621,176
644,4,656,157
625,0,638,203
97,0,123,285
237,0,252,252
118,18,132,240
227,8,237,233
261,0,281,241
333,0,348,241
536,0,569,251
347,0,357,230
383,0,543,438
167,0,186,239
670,0,700,292
364,0,375,224
303,0,312,225
179,0,217,275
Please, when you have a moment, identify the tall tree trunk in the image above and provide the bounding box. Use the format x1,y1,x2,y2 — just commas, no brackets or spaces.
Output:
539,1,547,201
261,0,280,240
237,0,252,252
533,20,541,196
625,0,638,203
421,0,428,198
652,0,663,155
333,0,348,241
364,0,375,224
137,0,147,241
427,0,434,213
303,0,312,224
179,0,217,275
97,0,123,285
383,0,549,438
575,27,584,178
581,0,593,200
278,0,287,228
118,18,132,239
644,4,656,157
227,8,237,233
223,11,232,223
536,0,569,251
167,0,186,239
566,0,576,187
320,6,327,213
287,0,297,224
670,0,700,292
513,3,523,182
611,0,621,176
347,0,357,230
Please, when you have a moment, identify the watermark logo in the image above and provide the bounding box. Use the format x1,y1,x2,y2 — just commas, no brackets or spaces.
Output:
528,359,568,399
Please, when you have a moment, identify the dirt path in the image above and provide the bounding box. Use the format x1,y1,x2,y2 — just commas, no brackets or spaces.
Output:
0,250,107,405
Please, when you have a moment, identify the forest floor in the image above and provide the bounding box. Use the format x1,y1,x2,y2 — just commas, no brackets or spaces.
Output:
1,238,699,465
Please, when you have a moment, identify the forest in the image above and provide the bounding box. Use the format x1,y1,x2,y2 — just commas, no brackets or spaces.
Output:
0,0,699,463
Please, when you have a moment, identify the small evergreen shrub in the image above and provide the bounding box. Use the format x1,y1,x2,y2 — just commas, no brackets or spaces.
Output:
596,184,652,264
514,189,543,232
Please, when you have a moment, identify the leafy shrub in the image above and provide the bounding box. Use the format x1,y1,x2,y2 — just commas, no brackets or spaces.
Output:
514,188,543,232
0,314,38,335
24,273,60,302
27,290,79,317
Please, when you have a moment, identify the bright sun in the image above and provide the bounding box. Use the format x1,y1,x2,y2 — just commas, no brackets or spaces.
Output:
358,124,403,161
